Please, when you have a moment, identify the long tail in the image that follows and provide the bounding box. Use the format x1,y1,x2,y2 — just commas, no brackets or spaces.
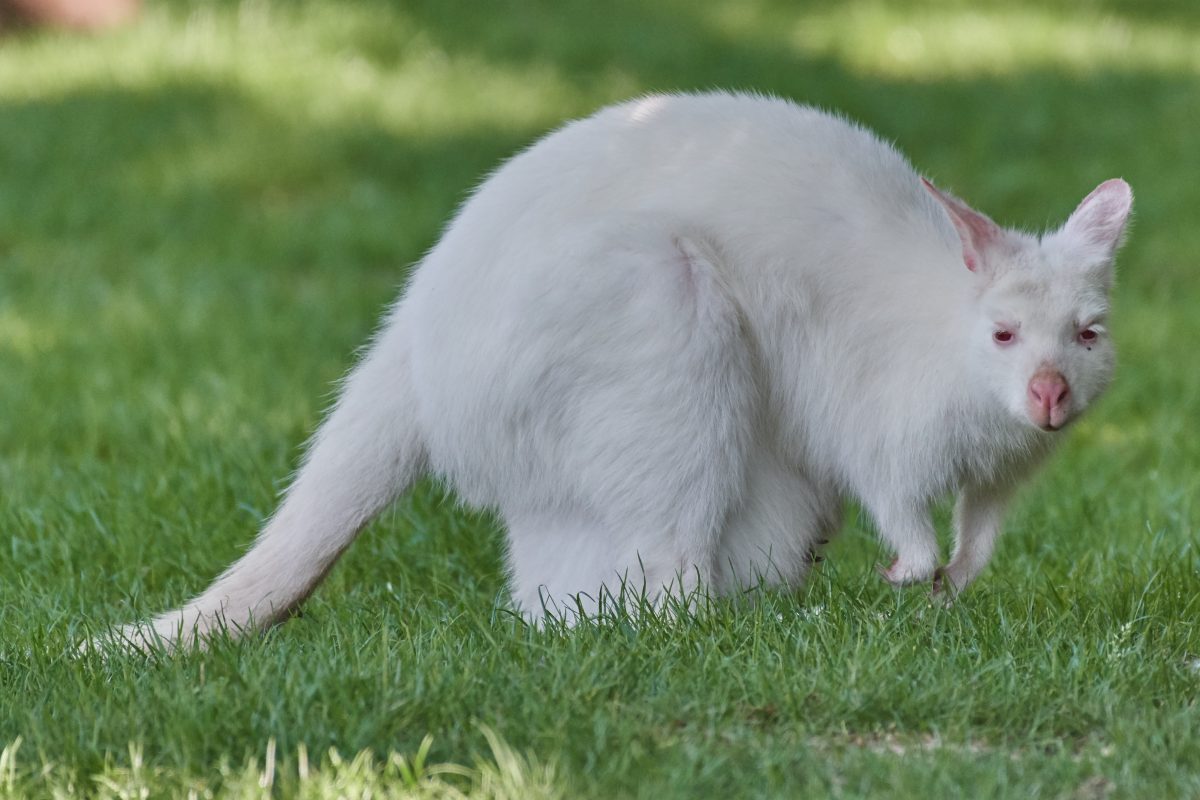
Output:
116,305,426,651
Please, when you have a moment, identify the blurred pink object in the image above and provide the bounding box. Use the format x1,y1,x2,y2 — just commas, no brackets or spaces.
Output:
2,0,139,31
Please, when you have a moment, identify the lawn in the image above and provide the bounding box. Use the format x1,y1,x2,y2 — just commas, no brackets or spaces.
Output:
1,0,1198,797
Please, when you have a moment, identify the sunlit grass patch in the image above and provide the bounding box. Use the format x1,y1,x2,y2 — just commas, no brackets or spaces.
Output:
0,729,563,800
706,0,1200,79
0,2,590,136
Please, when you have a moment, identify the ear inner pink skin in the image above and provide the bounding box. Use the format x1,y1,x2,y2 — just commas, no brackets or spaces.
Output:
921,178,1003,272
1027,367,1071,430
1061,178,1133,257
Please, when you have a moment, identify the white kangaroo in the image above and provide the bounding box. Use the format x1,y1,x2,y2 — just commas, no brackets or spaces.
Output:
103,92,1132,650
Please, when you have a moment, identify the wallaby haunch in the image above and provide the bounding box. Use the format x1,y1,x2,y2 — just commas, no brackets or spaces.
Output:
102,92,1133,650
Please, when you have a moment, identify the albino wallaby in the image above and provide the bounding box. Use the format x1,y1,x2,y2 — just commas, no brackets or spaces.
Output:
103,92,1132,650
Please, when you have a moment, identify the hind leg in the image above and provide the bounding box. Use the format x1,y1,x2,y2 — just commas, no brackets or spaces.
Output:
505,511,685,621
715,444,842,592
489,229,756,621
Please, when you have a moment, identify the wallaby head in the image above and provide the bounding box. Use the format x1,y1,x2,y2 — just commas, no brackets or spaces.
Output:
923,178,1133,433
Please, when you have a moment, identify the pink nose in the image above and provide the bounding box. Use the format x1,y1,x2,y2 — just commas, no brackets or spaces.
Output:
1027,369,1070,429
1029,374,1069,409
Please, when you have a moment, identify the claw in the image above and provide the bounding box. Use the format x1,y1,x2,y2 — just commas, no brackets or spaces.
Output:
930,567,960,607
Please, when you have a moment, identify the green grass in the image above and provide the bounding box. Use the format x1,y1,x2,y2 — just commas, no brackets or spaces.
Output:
2,0,1198,797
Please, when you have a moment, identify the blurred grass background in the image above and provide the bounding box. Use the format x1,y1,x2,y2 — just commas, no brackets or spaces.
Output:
0,1,1197,797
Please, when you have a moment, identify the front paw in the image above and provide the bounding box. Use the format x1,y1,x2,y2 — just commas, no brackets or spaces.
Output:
877,555,936,587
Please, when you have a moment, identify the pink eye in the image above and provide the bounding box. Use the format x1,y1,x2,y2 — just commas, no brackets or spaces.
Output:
993,330,1015,345
1079,328,1099,345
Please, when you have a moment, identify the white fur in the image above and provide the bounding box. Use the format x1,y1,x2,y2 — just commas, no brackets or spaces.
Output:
103,92,1132,650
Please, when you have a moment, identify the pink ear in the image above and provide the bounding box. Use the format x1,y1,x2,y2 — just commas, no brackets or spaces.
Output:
921,178,1003,272
1059,178,1133,263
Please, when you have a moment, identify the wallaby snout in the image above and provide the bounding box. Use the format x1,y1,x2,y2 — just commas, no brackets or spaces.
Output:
1028,368,1071,430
